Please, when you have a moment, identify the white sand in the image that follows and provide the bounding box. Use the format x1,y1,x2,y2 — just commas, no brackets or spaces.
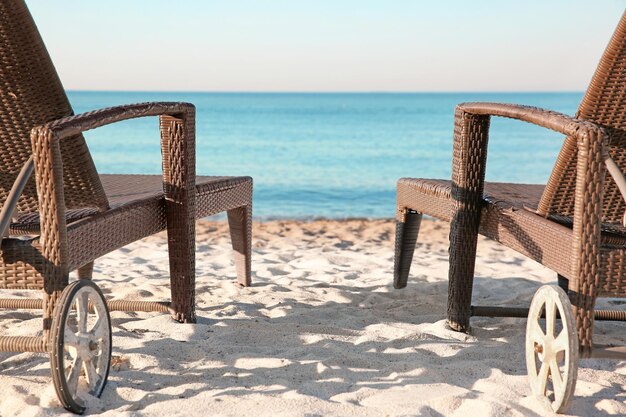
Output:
1,218,625,417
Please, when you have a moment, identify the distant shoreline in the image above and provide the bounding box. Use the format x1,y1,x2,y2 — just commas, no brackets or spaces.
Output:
67,90,586,95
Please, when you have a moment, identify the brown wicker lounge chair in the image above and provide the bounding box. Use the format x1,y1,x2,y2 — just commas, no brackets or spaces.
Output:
0,0,252,413
393,11,626,413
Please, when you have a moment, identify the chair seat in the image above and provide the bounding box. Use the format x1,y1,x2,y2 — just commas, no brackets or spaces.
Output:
397,178,546,222
100,174,252,220
11,174,252,234
7,174,253,271
397,178,626,279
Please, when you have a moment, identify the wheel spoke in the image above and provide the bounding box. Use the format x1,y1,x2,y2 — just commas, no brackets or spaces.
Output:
537,360,549,395
66,356,83,394
83,359,99,390
63,328,79,348
89,314,107,339
546,299,556,337
553,330,568,353
549,357,564,394
530,323,546,345
76,292,89,333
528,307,547,350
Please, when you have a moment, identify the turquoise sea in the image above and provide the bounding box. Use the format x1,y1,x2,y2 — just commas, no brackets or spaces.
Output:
68,92,582,219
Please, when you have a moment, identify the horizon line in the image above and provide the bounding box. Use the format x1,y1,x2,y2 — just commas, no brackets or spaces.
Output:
66,89,586,94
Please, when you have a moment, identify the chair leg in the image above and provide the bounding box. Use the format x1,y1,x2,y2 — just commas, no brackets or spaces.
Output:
165,203,196,324
572,292,598,359
77,262,94,279
227,204,252,287
447,210,481,333
393,210,422,289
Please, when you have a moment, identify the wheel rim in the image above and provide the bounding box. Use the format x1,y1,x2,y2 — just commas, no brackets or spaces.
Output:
51,280,111,413
525,285,578,413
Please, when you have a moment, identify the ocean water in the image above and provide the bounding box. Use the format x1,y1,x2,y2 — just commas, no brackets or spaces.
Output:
68,92,582,219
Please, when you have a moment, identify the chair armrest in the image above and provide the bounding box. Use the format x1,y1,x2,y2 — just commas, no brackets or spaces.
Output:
457,102,619,220
450,102,609,214
457,102,604,139
28,101,196,277
34,101,194,139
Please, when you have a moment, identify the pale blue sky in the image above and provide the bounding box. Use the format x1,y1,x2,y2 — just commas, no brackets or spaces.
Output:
27,0,625,92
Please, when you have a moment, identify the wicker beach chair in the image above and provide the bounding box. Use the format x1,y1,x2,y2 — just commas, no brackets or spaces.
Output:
393,11,626,413
0,0,252,413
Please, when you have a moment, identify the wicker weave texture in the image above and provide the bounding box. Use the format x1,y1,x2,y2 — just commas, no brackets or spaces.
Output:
0,175,253,288
540,11,626,226
0,0,254,355
0,0,108,214
394,11,626,356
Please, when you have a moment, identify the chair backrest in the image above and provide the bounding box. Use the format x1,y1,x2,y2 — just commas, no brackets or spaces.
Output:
538,11,626,225
0,0,108,214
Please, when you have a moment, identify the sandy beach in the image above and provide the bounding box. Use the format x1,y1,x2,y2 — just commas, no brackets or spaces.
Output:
0,218,625,417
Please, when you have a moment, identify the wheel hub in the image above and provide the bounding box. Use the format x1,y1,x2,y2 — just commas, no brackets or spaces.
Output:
536,335,555,362
76,333,94,361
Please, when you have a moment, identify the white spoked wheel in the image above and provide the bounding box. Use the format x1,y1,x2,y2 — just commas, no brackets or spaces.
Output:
50,280,111,414
526,285,578,413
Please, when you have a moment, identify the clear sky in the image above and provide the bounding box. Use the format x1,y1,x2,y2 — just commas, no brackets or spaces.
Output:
27,0,625,92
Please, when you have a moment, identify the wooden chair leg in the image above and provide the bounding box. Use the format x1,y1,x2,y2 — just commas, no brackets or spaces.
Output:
393,210,422,289
227,204,252,287
77,262,94,279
